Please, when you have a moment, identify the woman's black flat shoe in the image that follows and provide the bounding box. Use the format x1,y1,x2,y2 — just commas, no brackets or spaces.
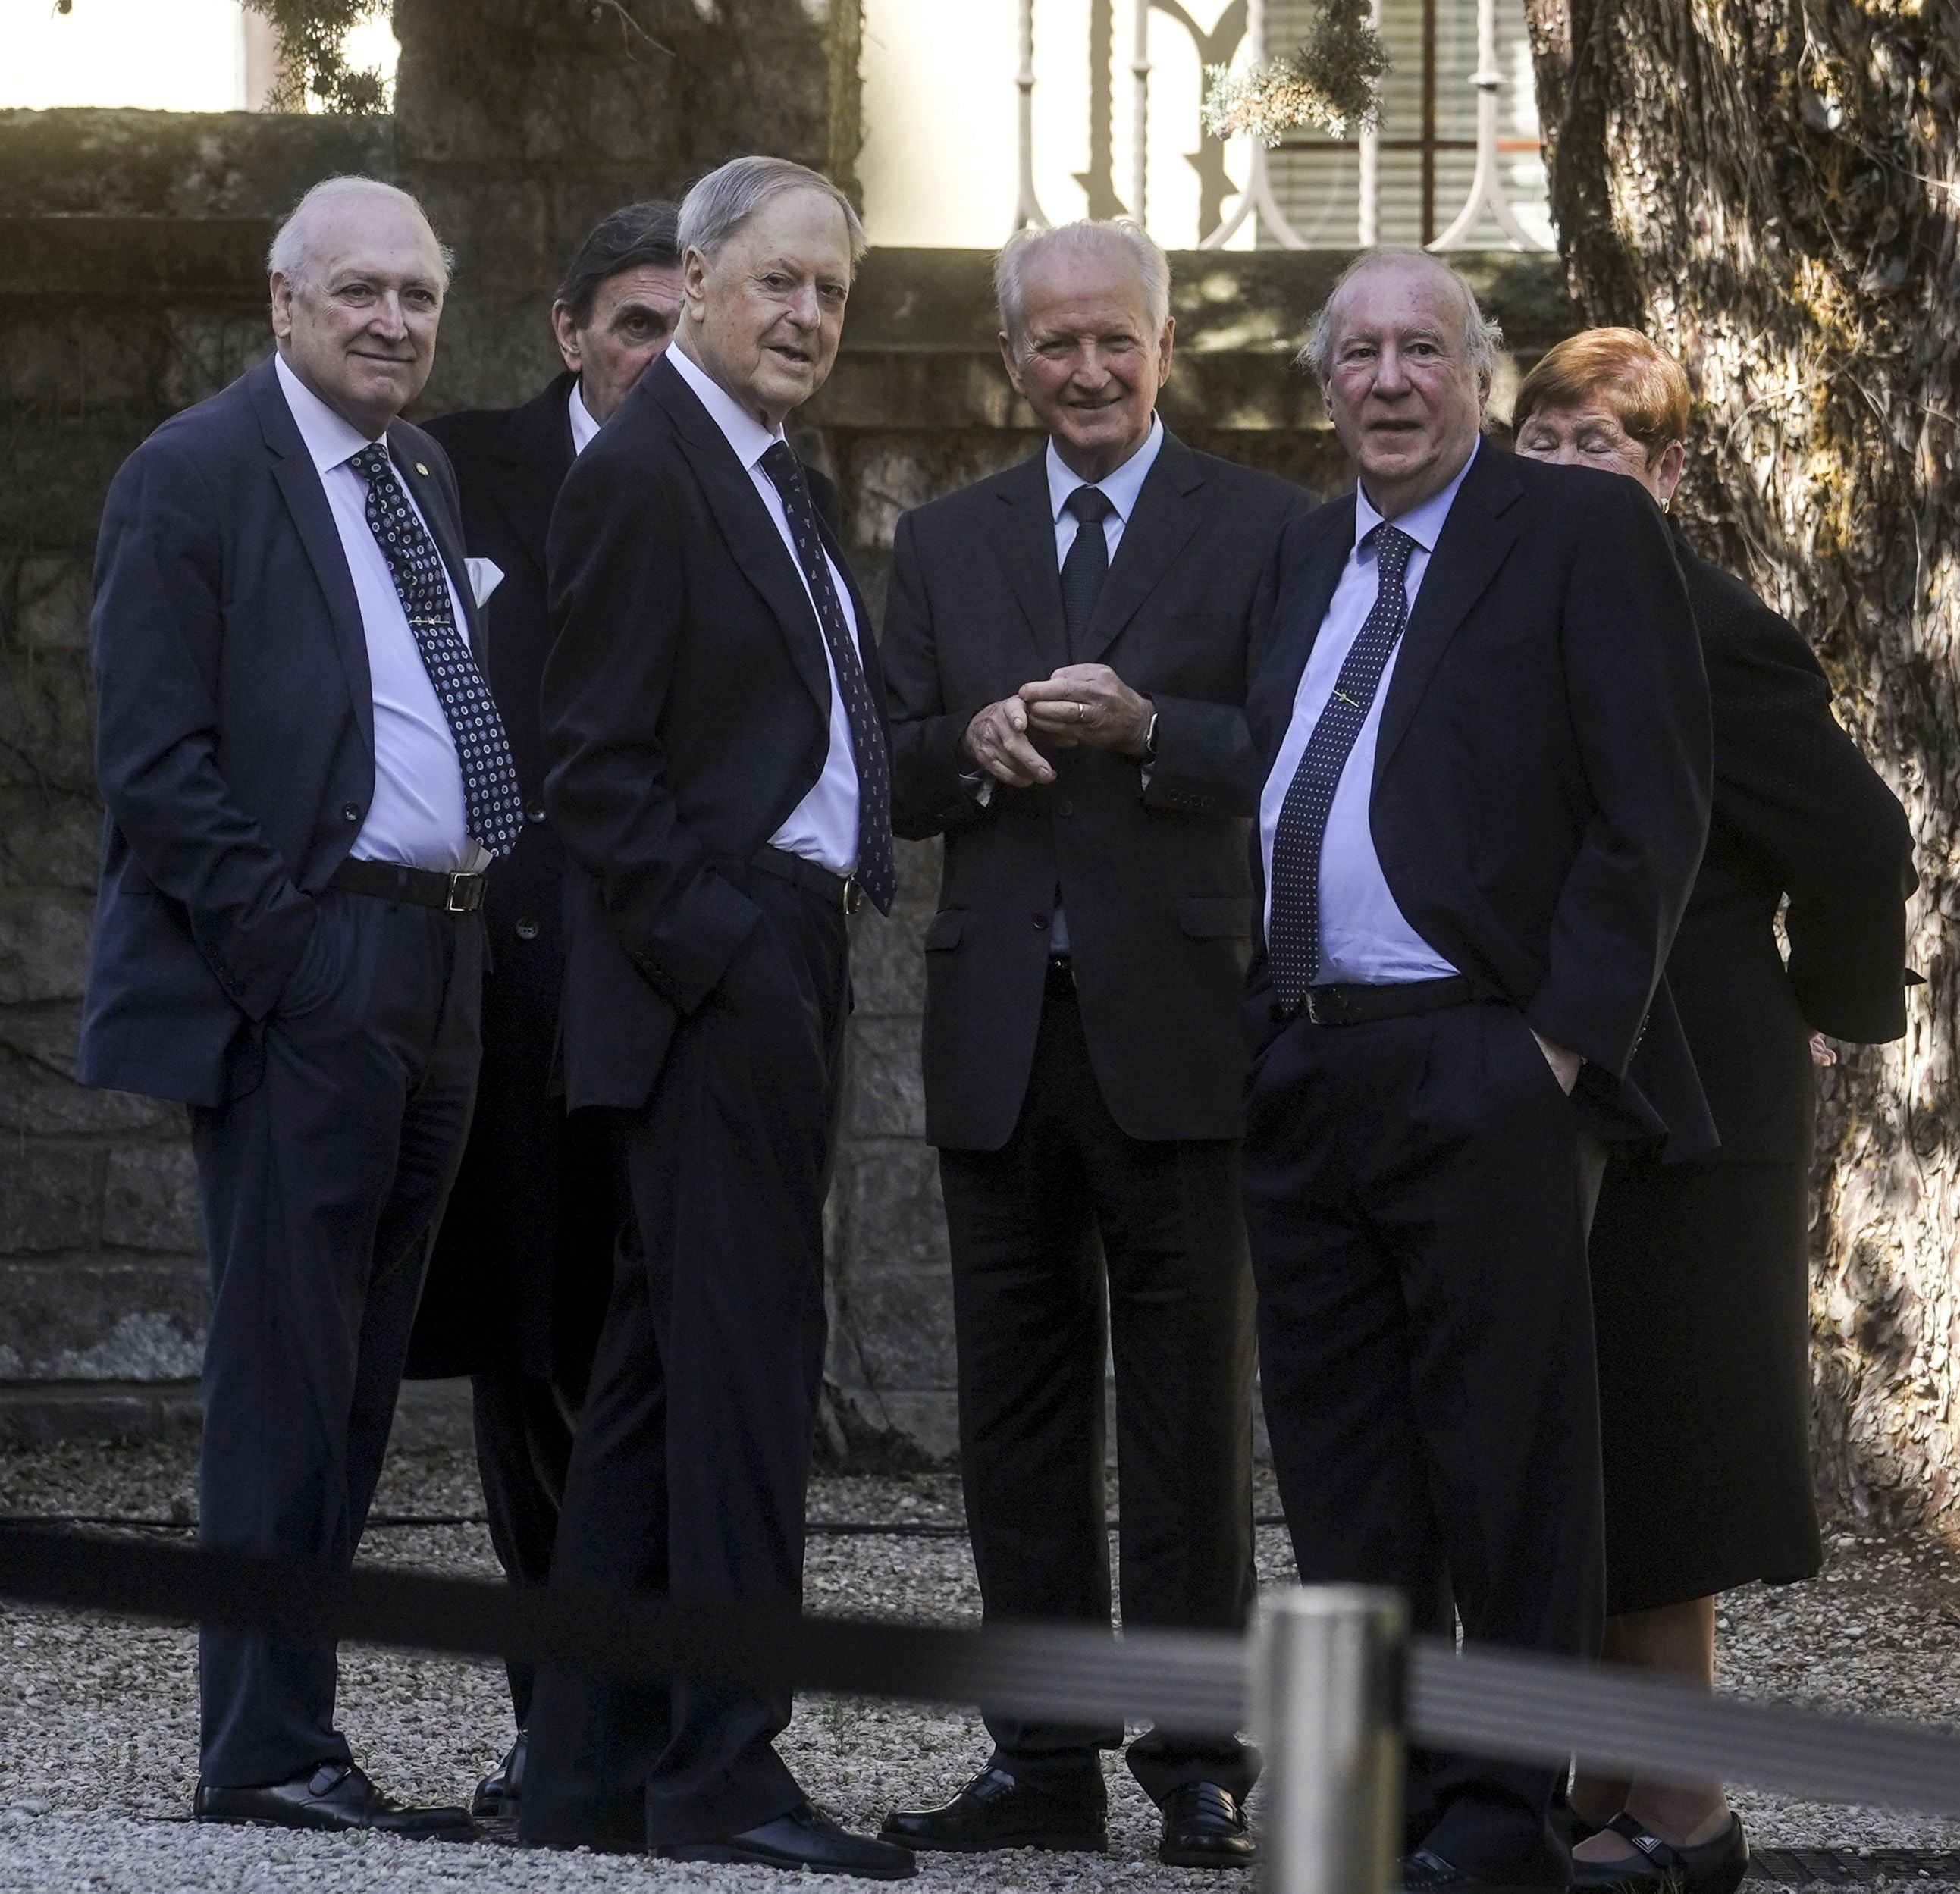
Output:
1569,1811,1748,1894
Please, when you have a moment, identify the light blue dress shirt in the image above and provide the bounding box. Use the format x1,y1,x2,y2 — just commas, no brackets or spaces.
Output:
1257,439,1482,983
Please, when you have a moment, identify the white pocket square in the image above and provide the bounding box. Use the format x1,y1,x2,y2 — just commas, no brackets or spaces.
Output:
465,557,505,608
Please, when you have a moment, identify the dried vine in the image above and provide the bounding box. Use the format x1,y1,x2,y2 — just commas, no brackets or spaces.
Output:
1527,0,1960,1531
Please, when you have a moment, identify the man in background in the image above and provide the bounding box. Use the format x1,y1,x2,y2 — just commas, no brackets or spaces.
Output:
406,199,682,1823
880,219,1306,1870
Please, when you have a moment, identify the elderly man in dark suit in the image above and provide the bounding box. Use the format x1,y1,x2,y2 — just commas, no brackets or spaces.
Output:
406,199,682,1821
878,219,1306,1872
79,176,513,1839
1244,250,1713,1893
516,156,911,1880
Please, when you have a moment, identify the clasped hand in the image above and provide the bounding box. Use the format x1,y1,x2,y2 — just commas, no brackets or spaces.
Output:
961,663,1154,789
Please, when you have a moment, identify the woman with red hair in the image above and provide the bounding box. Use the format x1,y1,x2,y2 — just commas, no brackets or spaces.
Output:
1513,329,1917,1894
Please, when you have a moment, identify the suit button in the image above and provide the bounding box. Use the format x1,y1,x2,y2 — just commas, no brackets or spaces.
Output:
526,804,546,825
1032,913,1049,930
340,802,361,823
1058,799,1074,817
515,919,538,942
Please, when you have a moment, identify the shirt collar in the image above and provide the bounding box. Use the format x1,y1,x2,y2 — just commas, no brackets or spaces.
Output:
274,351,387,476
1353,434,1481,557
568,378,601,456
1046,413,1165,525
668,340,786,471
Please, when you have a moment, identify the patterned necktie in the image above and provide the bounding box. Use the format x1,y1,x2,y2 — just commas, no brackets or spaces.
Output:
757,441,897,914
347,444,523,858
1268,523,1417,1011
1059,484,1115,659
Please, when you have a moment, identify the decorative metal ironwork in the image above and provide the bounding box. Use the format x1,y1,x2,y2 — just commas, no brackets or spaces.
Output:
1427,0,1542,249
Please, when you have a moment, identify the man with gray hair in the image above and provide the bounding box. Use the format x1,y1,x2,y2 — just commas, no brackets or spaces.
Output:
1243,249,1712,1890
516,156,910,1879
80,174,505,1838
880,218,1307,1869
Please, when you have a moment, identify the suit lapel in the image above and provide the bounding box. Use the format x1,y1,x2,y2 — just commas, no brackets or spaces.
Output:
249,359,375,759
1250,497,1353,764
1373,444,1520,776
651,361,831,717
390,419,486,662
1082,434,1205,660
489,372,577,584
986,453,1070,674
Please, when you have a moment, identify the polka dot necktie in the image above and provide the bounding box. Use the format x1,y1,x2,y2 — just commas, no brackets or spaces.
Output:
347,444,524,858
1268,523,1416,1012
1060,484,1115,660
758,441,897,914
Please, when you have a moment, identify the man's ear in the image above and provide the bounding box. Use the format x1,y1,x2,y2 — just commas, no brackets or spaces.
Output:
999,330,1028,398
550,302,583,375
269,273,294,340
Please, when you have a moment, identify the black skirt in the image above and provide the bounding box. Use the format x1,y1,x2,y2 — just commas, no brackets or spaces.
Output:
1588,1153,1823,1616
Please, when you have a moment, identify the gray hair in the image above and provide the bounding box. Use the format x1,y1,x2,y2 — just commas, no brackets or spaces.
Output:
677,156,867,268
267,176,453,290
996,219,1171,351
1297,249,1502,383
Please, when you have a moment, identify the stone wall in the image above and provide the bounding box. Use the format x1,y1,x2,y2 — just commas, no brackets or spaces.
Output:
0,82,1574,1455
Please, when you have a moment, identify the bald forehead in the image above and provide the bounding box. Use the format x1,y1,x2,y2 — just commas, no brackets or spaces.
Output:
1328,256,1473,337
281,187,445,288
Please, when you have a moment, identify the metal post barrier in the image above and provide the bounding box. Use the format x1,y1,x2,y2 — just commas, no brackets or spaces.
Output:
1253,1585,1406,1894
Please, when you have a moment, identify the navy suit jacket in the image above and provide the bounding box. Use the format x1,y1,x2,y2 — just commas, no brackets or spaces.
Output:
1250,443,1717,1156
78,353,481,1108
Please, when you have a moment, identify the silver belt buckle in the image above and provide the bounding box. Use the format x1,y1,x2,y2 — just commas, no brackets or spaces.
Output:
840,875,864,917
444,870,482,914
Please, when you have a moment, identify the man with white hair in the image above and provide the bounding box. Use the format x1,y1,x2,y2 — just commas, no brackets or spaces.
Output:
1243,249,1711,1891
80,174,506,1837
515,156,909,1878
879,218,1307,1870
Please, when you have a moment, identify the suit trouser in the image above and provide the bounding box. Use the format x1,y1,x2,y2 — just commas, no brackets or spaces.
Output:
190,886,482,1789
937,964,1258,1805
1242,998,1606,1883
521,872,848,1852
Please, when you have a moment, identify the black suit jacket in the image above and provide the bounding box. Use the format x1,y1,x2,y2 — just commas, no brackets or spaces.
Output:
884,432,1309,1149
1250,444,1715,1156
1664,538,1915,1164
542,351,884,1112
79,353,480,1108
410,373,591,1380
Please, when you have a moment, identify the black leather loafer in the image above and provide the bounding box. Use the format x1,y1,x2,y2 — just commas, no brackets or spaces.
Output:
472,1731,526,1819
194,1760,476,1841
1400,1847,1563,1892
660,1800,915,1879
1570,1811,1749,1894
881,1764,1107,1853
1159,1780,1256,1868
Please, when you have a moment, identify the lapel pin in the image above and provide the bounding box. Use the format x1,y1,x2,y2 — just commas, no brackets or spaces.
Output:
415,462,430,477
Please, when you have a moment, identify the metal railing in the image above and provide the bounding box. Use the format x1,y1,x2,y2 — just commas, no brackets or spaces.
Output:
1012,0,1551,252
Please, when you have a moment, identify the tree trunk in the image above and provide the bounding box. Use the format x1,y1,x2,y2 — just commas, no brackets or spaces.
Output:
1526,0,1960,1532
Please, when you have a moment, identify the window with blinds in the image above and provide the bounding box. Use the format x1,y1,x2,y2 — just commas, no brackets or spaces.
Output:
1260,0,1552,249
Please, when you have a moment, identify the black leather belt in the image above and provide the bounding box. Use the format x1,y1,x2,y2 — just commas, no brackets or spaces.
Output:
750,845,864,916
328,858,488,914
1271,974,1474,1027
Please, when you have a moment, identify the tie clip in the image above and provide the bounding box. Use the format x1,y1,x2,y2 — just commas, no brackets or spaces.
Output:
1331,688,1360,709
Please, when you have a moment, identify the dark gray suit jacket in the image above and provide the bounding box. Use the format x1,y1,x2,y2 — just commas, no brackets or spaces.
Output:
883,431,1309,1150
78,353,479,1107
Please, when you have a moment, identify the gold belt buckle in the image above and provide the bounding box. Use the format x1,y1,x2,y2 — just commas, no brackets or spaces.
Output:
840,875,864,917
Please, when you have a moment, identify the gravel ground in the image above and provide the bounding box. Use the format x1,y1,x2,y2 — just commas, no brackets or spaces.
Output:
4,1440,1960,1889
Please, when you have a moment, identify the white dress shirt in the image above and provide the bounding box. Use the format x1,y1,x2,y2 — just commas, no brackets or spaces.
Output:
669,343,864,878
1036,416,1163,953
274,353,478,873
1258,439,1483,983
567,378,601,456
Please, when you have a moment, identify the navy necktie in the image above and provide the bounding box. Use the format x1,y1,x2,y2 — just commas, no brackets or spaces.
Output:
347,444,523,858
1059,484,1115,659
757,441,896,915
1268,523,1417,1010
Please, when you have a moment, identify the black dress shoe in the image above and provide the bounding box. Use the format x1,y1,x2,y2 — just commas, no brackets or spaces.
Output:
1159,1781,1256,1868
472,1731,526,1819
660,1800,915,1879
195,1761,476,1842
881,1764,1108,1853
1570,1811,1749,1894
1400,1847,1562,1892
